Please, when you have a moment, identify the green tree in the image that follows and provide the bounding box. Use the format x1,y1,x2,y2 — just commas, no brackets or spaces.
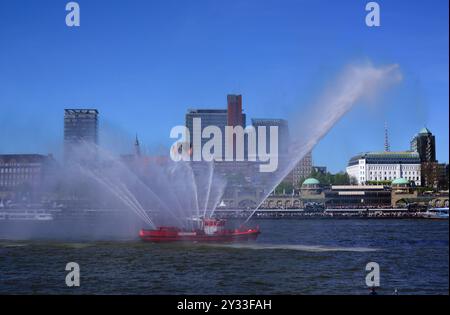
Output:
297,170,351,187
274,181,294,195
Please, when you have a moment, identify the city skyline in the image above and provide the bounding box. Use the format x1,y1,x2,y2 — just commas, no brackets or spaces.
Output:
0,0,448,173
0,1,448,298
0,94,447,173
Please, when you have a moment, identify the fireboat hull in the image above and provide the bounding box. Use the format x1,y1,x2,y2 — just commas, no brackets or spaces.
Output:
139,227,260,243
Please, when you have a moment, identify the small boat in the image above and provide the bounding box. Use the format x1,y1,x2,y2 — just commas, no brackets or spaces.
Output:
419,208,449,220
139,218,260,242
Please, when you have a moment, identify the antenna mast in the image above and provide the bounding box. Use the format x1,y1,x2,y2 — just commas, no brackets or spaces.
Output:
384,121,390,152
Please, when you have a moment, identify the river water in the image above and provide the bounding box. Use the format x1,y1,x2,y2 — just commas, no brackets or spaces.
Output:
0,218,448,294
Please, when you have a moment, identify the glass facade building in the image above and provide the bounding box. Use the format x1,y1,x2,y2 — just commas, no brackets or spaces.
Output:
185,109,228,160
64,109,99,161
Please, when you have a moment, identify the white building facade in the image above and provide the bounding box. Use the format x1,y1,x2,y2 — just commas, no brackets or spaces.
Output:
346,151,421,186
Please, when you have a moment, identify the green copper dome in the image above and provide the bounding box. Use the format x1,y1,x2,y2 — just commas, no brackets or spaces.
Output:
391,178,410,185
302,178,320,186
419,127,431,135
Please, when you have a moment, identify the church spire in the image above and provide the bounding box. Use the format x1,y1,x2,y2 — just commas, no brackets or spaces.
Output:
134,133,141,156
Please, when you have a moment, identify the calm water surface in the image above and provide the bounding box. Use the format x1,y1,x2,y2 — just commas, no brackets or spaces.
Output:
0,219,448,294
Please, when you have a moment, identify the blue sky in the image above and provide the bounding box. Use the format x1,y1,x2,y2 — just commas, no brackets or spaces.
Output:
0,0,448,172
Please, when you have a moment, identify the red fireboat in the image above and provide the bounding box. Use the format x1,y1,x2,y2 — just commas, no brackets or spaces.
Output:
139,218,260,243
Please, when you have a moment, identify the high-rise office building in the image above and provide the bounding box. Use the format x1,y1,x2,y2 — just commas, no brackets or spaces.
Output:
185,109,228,160
410,127,436,162
185,95,247,161
251,118,290,156
281,151,313,188
291,152,313,187
226,95,246,160
410,127,444,188
64,109,99,160
227,94,245,127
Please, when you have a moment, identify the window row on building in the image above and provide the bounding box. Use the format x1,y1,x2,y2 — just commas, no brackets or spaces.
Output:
0,167,41,174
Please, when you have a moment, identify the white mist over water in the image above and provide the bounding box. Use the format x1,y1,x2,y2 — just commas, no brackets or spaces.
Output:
243,62,403,223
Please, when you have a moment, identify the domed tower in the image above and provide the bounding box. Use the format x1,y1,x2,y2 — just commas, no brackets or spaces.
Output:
391,178,418,207
301,178,322,195
391,178,410,190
